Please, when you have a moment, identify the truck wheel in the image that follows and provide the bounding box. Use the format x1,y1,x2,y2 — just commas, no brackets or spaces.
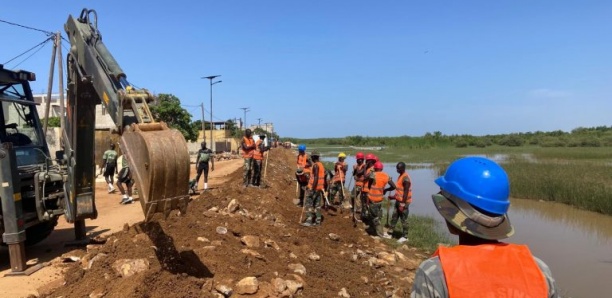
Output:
25,220,58,246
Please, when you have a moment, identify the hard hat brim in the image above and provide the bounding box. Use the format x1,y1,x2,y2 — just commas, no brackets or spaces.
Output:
432,193,514,240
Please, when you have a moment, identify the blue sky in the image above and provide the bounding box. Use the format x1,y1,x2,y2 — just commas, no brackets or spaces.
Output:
2,1,611,138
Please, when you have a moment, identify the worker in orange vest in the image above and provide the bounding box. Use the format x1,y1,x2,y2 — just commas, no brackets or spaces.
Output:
329,152,348,206
241,129,256,187
359,153,377,220
350,152,366,216
411,157,558,297
387,162,412,243
367,161,396,238
251,134,270,187
302,151,325,227
295,144,312,207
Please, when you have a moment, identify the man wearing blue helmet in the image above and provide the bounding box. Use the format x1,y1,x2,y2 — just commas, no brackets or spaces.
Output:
411,157,558,298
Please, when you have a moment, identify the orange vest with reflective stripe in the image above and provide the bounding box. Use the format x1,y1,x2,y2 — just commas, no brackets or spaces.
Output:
308,162,325,191
368,171,389,203
242,137,255,158
253,140,264,160
332,161,347,182
434,244,548,298
353,163,366,187
362,166,374,193
297,154,311,174
395,172,412,203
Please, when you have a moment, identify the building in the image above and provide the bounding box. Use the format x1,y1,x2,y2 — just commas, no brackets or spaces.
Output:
34,93,118,166
248,123,275,134
197,120,239,153
33,93,115,130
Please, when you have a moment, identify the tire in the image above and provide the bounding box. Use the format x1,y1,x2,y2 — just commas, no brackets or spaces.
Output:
25,220,58,246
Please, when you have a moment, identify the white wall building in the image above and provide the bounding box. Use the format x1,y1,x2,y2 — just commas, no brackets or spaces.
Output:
33,93,115,130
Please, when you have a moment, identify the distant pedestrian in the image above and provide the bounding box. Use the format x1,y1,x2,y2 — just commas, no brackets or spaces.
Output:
116,154,134,204
387,162,412,243
101,143,118,193
329,152,348,206
251,134,270,187
302,151,325,227
241,129,256,187
367,161,396,238
411,157,558,297
295,144,312,206
195,141,214,190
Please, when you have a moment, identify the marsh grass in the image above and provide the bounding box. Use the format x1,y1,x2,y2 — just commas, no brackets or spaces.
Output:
382,213,455,252
505,156,612,215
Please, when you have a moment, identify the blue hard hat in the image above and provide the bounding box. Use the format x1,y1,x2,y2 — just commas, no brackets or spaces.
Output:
435,157,510,215
298,144,306,152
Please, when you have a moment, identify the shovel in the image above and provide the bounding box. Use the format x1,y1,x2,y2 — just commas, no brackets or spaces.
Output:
322,191,338,213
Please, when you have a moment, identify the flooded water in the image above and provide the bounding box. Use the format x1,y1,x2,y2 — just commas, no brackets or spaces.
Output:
322,156,612,298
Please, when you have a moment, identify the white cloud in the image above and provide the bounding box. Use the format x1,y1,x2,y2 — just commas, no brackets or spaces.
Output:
528,88,572,98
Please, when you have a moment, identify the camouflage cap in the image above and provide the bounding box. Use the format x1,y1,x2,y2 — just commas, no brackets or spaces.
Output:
311,150,321,157
432,192,514,240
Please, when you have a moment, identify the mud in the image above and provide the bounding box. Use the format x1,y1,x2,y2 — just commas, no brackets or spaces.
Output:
40,149,425,297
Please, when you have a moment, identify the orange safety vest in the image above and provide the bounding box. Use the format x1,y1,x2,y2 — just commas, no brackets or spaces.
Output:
297,153,311,174
395,172,412,203
253,140,264,160
242,137,255,158
361,166,374,193
308,162,325,191
434,244,548,298
354,163,366,187
368,171,389,203
332,161,347,182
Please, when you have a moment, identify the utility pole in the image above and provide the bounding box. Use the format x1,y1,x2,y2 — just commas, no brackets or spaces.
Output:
43,33,58,134
201,102,205,142
202,75,222,152
57,32,65,133
257,118,262,129
240,107,250,130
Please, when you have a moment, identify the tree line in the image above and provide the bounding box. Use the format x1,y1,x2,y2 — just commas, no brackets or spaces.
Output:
285,127,612,148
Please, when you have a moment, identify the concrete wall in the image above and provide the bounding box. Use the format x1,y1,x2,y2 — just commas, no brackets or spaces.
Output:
197,130,239,153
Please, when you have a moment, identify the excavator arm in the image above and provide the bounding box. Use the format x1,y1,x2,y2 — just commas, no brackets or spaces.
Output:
62,8,189,223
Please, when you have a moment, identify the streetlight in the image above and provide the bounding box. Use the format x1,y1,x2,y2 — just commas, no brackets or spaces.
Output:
240,107,250,130
202,75,222,152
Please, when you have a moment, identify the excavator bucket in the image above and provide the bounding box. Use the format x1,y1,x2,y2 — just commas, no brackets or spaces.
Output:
119,122,190,221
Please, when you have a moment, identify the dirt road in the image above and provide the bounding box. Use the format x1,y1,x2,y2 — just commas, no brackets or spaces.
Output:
0,158,243,298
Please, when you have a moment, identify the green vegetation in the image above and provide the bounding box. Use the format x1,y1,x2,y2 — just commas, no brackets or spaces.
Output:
150,94,199,142
504,154,612,215
382,214,455,252
406,215,455,252
286,126,612,149
41,116,61,127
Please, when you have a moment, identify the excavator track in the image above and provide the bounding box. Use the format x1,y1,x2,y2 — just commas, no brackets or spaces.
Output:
119,122,190,221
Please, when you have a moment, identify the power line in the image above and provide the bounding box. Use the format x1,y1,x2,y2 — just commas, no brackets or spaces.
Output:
4,37,54,67
0,18,54,36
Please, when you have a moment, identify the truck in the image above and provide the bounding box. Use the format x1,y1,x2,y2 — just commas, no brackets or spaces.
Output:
0,8,190,275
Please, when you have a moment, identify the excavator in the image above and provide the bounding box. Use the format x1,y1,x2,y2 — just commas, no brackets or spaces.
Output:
0,8,190,275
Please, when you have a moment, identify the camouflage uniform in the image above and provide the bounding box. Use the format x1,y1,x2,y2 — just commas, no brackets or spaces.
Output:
389,200,409,238
368,201,384,236
304,189,324,225
328,181,345,205
411,255,559,298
